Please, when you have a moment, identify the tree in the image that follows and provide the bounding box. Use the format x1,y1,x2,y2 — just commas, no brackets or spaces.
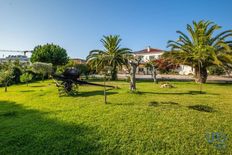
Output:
56,60,91,79
87,35,132,80
11,66,22,84
100,66,112,104
166,20,232,83
145,61,158,83
75,64,91,79
0,62,14,92
20,73,33,86
125,56,141,91
32,62,53,81
31,43,69,67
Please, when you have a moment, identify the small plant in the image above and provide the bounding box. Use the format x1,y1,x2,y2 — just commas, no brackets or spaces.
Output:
20,73,33,86
0,62,14,92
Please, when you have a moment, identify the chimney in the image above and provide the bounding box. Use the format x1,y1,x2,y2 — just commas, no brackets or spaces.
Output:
147,46,151,52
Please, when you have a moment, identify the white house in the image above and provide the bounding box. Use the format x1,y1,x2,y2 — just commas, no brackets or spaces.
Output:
133,46,194,75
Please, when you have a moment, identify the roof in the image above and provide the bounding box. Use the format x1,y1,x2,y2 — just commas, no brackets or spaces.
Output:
134,47,164,54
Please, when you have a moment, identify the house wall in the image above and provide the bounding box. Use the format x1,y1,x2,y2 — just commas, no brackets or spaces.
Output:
176,65,194,75
136,52,163,63
134,52,194,75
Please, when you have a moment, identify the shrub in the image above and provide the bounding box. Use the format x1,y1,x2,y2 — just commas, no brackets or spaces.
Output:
32,62,53,81
11,66,22,84
20,73,33,86
208,66,225,75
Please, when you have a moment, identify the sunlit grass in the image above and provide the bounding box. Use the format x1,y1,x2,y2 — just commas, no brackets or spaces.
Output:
0,80,231,154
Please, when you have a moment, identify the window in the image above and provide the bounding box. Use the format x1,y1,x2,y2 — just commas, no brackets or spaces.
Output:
149,56,155,60
138,68,144,72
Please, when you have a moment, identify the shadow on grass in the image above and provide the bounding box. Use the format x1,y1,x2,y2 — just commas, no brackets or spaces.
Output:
30,85,47,88
148,101,179,107
20,90,36,93
62,90,118,97
188,105,215,113
140,91,218,95
0,100,102,154
148,102,215,113
207,83,232,86
113,103,135,106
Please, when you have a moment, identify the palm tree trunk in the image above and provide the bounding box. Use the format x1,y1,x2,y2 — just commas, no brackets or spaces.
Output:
195,66,208,83
111,66,117,81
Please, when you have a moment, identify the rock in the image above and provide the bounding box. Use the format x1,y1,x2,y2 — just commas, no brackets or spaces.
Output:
160,83,174,88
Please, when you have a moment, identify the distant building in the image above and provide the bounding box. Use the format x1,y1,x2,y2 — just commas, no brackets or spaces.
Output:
122,46,194,75
0,55,29,63
134,46,164,62
70,58,86,64
133,47,164,74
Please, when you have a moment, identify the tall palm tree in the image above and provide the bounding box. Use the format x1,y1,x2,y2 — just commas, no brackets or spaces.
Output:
166,20,232,83
87,35,132,80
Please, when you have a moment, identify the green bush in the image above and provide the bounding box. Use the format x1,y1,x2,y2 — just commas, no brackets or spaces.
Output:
11,67,22,84
20,73,33,86
208,66,225,75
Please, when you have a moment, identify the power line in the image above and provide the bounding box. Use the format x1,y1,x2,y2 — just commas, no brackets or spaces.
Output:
0,49,32,53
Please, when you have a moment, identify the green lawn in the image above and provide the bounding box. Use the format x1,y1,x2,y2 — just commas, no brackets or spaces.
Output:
0,80,231,154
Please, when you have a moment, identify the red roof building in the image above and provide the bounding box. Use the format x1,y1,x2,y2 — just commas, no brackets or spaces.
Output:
134,46,164,55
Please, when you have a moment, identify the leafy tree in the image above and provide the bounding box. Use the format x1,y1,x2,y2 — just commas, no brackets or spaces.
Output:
56,60,91,79
208,65,226,75
0,62,14,92
154,58,179,74
145,58,179,83
75,64,91,79
87,35,132,80
31,43,69,67
20,73,33,86
11,66,22,84
56,60,75,74
32,62,53,81
166,20,232,83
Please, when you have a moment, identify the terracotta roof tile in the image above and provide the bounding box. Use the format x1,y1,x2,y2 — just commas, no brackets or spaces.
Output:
134,47,163,54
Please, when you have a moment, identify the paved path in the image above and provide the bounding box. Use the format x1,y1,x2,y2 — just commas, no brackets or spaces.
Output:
117,74,232,83
90,74,232,83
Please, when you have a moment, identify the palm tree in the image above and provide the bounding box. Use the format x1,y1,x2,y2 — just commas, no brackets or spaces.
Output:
87,35,132,80
166,20,232,83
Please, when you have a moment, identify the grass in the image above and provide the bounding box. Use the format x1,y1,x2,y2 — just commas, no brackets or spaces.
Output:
0,80,231,154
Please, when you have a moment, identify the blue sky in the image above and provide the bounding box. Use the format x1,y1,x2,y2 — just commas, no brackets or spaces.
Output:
0,0,232,59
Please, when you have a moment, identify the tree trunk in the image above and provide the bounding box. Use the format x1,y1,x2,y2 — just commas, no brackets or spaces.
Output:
195,66,208,83
152,65,158,84
110,65,117,81
104,76,107,104
4,82,7,92
42,75,44,82
130,65,137,91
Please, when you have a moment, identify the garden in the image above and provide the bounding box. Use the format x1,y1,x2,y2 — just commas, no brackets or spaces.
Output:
0,80,232,154
0,20,232,154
